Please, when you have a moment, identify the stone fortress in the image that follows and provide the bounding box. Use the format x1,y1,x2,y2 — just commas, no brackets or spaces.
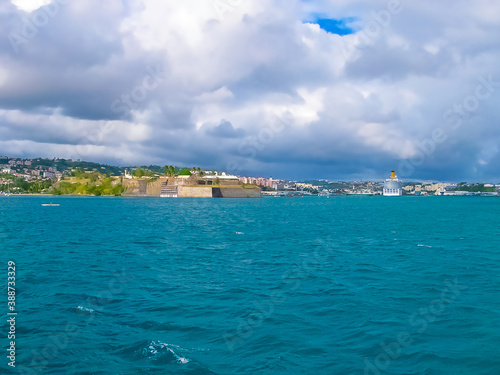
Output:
122,172,262,198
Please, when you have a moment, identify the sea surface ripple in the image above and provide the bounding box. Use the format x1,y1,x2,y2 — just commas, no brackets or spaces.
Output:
1,196,499,374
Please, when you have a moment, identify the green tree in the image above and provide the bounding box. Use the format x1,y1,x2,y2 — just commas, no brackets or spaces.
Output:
71,167,85,178
168,165,176,176
134,167,145,178
112,184,124,196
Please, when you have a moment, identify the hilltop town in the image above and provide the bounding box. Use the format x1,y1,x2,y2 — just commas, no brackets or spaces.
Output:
0,156,499,197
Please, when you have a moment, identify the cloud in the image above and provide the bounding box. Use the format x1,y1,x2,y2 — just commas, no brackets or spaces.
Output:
204,120,246,139
11,0,51,13
0,0,500,181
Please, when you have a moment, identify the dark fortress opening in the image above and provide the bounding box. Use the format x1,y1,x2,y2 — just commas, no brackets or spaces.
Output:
212,188,223,198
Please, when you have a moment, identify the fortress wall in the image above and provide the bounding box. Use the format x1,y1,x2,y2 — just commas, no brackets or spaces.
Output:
146,180,162,196
122,179,161,196
138,180,147,195
219,180,240,186
178,186,213,198
220,186,262,198
124,178,262,198
122,179,141,196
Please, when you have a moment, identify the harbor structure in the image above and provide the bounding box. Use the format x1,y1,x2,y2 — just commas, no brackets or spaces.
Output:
122,174,261,198
383,171,402,196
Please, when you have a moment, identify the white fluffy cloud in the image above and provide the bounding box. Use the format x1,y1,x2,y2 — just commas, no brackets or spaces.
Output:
1,0,500,180
11,0,51,12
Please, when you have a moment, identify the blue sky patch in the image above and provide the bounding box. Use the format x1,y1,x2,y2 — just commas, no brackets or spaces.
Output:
307,17,357,36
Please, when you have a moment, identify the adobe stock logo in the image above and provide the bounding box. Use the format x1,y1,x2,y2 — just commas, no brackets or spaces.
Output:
110,65,166,118
337,0,408,61
364,278,467,375
71,64,166,159
8,0,69,54
225,111,292,176
398,74,499,177
213,0,243,21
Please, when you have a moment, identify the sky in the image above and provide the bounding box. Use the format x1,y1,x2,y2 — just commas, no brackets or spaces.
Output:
1,0,500,181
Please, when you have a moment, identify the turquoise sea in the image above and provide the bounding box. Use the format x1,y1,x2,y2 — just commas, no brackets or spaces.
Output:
1,196,500,374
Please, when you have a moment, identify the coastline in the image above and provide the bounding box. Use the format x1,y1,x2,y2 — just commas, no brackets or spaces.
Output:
2,193,498,198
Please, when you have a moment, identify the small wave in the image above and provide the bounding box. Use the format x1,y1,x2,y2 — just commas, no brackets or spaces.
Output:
236,232,245,235
142,341,190,365
77,306,95,314
417,244,433,248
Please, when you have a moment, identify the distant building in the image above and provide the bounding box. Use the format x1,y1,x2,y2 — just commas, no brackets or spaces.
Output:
383,171,402,196
124,169,133,179
423,183,451,192
239,176,279,189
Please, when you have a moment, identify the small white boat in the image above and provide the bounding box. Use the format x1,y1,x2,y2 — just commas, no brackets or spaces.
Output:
41,203,60,206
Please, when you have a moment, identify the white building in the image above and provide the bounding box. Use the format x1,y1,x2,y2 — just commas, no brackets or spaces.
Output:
383,171,402,196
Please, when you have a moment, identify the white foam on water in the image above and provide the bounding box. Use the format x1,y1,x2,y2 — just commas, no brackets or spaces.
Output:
177,357,189,364
77,306,95,313
168,347,189,364
146,341,190,364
